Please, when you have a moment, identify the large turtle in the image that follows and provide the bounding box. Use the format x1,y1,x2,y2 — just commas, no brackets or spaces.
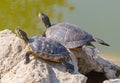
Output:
15,28,74,73
39,13,109,49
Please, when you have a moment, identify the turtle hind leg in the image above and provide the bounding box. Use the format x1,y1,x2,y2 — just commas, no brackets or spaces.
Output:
24,51,33,64
88,43,96,48
62,60,74,73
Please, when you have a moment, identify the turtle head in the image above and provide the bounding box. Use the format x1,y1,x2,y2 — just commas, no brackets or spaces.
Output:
39,12,51,28
15,27,29,44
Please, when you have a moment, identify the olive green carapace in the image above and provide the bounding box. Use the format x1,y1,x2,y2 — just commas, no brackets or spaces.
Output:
15,28,74,73
40,13,110,49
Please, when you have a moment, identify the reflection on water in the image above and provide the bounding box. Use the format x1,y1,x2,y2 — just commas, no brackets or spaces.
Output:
0,0,74,36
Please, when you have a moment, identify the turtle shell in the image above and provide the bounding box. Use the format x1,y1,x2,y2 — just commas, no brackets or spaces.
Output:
45,23,93,49
28,35,70,62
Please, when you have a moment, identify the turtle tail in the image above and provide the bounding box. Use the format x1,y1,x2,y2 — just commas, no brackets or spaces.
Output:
93,37,110,46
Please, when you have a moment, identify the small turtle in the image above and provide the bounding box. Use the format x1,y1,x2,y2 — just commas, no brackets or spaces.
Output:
15,28,74,73
39,13,109,49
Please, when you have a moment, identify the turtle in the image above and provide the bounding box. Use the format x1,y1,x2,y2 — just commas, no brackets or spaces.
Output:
15,27,74,73
39,12,110,49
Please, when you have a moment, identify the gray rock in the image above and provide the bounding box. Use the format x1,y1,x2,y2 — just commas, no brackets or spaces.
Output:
103,79,120,83
70,46,120,79
1,59,87,83
0,29,87,83
0,30,25,78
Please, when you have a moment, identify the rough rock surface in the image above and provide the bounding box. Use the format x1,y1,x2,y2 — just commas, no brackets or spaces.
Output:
1,29,120,83
0,30,25,78
70,46,120,79
0,29,87,83
103,79,120,83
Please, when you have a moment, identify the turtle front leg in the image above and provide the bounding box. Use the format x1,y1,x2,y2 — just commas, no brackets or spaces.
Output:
24,51,33,64
62,60,74,73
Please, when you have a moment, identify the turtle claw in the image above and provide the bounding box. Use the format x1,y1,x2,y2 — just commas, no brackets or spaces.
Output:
66,64,74,73
62,60,74,73
24,59,30,64
66,68,74,73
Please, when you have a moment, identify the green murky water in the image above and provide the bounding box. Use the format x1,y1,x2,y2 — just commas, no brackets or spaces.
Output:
0,0,120,57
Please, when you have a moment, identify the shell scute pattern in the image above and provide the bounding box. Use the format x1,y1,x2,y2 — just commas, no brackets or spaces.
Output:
29,35,69,57
46,23,93,48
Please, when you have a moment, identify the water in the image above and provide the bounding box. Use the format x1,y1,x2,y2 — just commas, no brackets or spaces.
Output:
0,0,120,57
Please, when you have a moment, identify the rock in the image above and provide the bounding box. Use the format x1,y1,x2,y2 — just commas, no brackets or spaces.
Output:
70,46,120,79
0,29,87,83
1,29,120,83
70,46,120,83
103,79,120,83
0,30,25,78
1,59,86,83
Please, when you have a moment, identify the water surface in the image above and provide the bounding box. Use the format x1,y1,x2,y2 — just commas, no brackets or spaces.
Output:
0,0,120,57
